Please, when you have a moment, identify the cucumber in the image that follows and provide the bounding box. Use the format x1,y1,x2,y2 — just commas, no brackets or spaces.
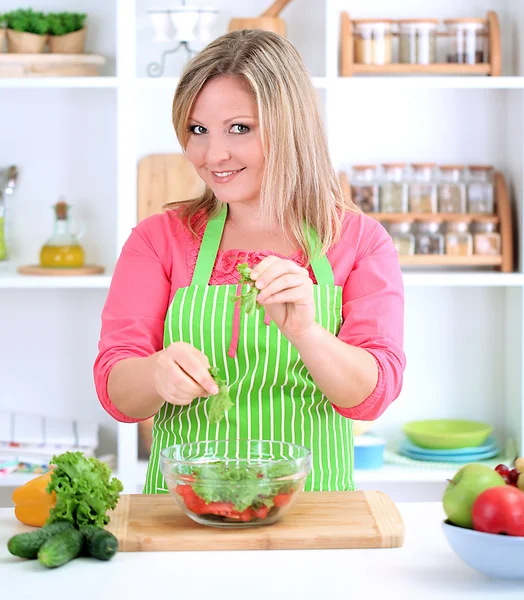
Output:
7,521,75,559
80,524,118,561
38,528,83,568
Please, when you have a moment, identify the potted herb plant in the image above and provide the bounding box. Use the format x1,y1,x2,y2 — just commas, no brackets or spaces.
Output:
4,9,49,53
47,12,87,54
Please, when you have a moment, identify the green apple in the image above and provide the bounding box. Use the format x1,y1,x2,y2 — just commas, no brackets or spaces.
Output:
443,463,506,529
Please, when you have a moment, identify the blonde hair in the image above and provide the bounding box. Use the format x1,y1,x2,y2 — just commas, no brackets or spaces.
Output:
170,29,359,259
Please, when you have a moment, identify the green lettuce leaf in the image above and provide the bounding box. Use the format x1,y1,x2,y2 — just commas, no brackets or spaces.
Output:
45,451,123,528
208,367,233,424
231,262,261,316
192,462,296,512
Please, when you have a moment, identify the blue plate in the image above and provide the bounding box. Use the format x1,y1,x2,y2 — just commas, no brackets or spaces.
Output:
399,444,500,463
400,435,498,457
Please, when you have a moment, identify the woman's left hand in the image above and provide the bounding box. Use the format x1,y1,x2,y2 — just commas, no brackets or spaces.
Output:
250,256,315,341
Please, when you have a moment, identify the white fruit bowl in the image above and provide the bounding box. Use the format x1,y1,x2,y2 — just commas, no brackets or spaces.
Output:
442,520,524,580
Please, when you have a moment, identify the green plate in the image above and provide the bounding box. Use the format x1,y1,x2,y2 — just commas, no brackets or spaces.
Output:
402,419,493,450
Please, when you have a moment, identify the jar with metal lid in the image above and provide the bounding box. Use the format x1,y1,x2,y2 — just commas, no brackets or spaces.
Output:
467,165,495,214
386,220,415,256
438,165,466,213
398,19,438,65
380,163,408,213
472,220,501,255
445,220,473,256
409,163,438,213
350,165,379,213
444,19,489,64
353,20,393,65
415,220,444,255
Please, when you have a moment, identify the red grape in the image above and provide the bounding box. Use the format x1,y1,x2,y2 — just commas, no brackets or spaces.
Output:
509,469,520,485
495,464,510,477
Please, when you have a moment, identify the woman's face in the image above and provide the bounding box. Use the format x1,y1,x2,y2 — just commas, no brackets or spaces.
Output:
185,74,265,207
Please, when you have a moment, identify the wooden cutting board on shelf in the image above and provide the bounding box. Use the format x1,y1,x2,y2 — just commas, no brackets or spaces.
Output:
106,491,404,552
137,154,205,222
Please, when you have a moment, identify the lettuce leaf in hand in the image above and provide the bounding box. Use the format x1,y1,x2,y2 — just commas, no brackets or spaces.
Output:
207,367,233,424
232,262,261,316
45,451,123,529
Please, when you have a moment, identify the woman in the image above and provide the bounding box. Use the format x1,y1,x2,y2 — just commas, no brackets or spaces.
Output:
94,29,406,493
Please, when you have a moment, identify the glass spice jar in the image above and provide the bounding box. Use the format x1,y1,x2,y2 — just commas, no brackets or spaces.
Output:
444,19,489,64
445,220,473,256
387,221,415,256
398,19,438,65
473,220,501,256
415,220,444,255
380,163,409,213
467,165,495,214
350,165,379,213
438,165,467,213
409,163,438,213
353,20,394,65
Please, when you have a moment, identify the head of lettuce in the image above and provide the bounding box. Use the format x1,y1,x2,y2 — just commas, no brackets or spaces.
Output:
45,451,123,529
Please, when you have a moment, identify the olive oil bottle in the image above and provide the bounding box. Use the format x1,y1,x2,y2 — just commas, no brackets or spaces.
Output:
39,198,85,268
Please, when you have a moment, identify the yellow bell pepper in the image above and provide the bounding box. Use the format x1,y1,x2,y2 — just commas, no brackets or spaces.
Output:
12,471,56,527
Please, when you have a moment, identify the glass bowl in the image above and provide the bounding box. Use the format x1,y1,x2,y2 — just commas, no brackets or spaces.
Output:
160,439,311,528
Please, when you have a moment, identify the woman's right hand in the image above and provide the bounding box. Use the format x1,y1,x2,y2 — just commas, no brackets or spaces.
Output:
154,342,219,406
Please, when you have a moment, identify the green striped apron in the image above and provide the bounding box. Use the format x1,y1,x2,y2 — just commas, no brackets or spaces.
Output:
144,205,354,493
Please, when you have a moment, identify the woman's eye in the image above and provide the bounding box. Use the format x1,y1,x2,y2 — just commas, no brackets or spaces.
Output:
189,125,207,135
231,124,249,134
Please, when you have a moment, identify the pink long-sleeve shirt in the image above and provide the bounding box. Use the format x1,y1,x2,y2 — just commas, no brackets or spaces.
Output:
94,209,406,424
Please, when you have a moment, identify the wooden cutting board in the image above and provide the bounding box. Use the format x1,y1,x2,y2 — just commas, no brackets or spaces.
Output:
137,154,206,222
106,491,404,552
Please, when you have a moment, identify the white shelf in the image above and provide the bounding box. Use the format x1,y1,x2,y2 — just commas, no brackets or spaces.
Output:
354,464,456,483
135,76,328,90
401,272,524,287
1,269,521,289
334,76,524,90
0,267,521,289
0,269,113,289
118,460,453,489
0,77,118,89
0,471,38,488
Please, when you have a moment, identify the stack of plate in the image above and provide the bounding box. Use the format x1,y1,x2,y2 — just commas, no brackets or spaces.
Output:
399,419,499,463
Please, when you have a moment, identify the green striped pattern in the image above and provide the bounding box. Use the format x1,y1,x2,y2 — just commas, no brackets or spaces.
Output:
144,282,355,494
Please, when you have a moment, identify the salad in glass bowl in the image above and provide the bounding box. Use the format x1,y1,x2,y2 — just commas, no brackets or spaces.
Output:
160,440,311,528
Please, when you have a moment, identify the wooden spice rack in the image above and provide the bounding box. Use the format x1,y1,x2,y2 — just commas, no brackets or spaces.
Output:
339,171,513,272
340,11,501,77
0,53,106,77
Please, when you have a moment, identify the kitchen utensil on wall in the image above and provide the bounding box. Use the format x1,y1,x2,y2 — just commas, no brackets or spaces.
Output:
228,0,294,37
146,2,219,77
0,165,19,262
137,153,205,222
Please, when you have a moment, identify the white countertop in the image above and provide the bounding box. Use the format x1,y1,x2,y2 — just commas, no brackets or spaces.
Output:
1,503,523,600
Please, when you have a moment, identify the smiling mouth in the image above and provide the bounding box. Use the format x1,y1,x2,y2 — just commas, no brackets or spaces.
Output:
210,168,246,183
212,168,245,178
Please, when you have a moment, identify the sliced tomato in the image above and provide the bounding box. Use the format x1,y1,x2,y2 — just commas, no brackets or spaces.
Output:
273,492,293,507
251,505,270,520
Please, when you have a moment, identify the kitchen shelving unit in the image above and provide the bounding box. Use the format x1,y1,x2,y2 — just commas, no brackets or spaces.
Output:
339,170,514,272
339,10,502,77
1,0,524,502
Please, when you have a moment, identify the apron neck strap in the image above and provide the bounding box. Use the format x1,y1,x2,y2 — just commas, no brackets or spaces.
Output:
191,204,227,285
307,226,334,286
191,204,335,286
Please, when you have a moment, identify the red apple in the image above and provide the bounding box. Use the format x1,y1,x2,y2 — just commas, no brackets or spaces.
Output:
472,486,524,536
